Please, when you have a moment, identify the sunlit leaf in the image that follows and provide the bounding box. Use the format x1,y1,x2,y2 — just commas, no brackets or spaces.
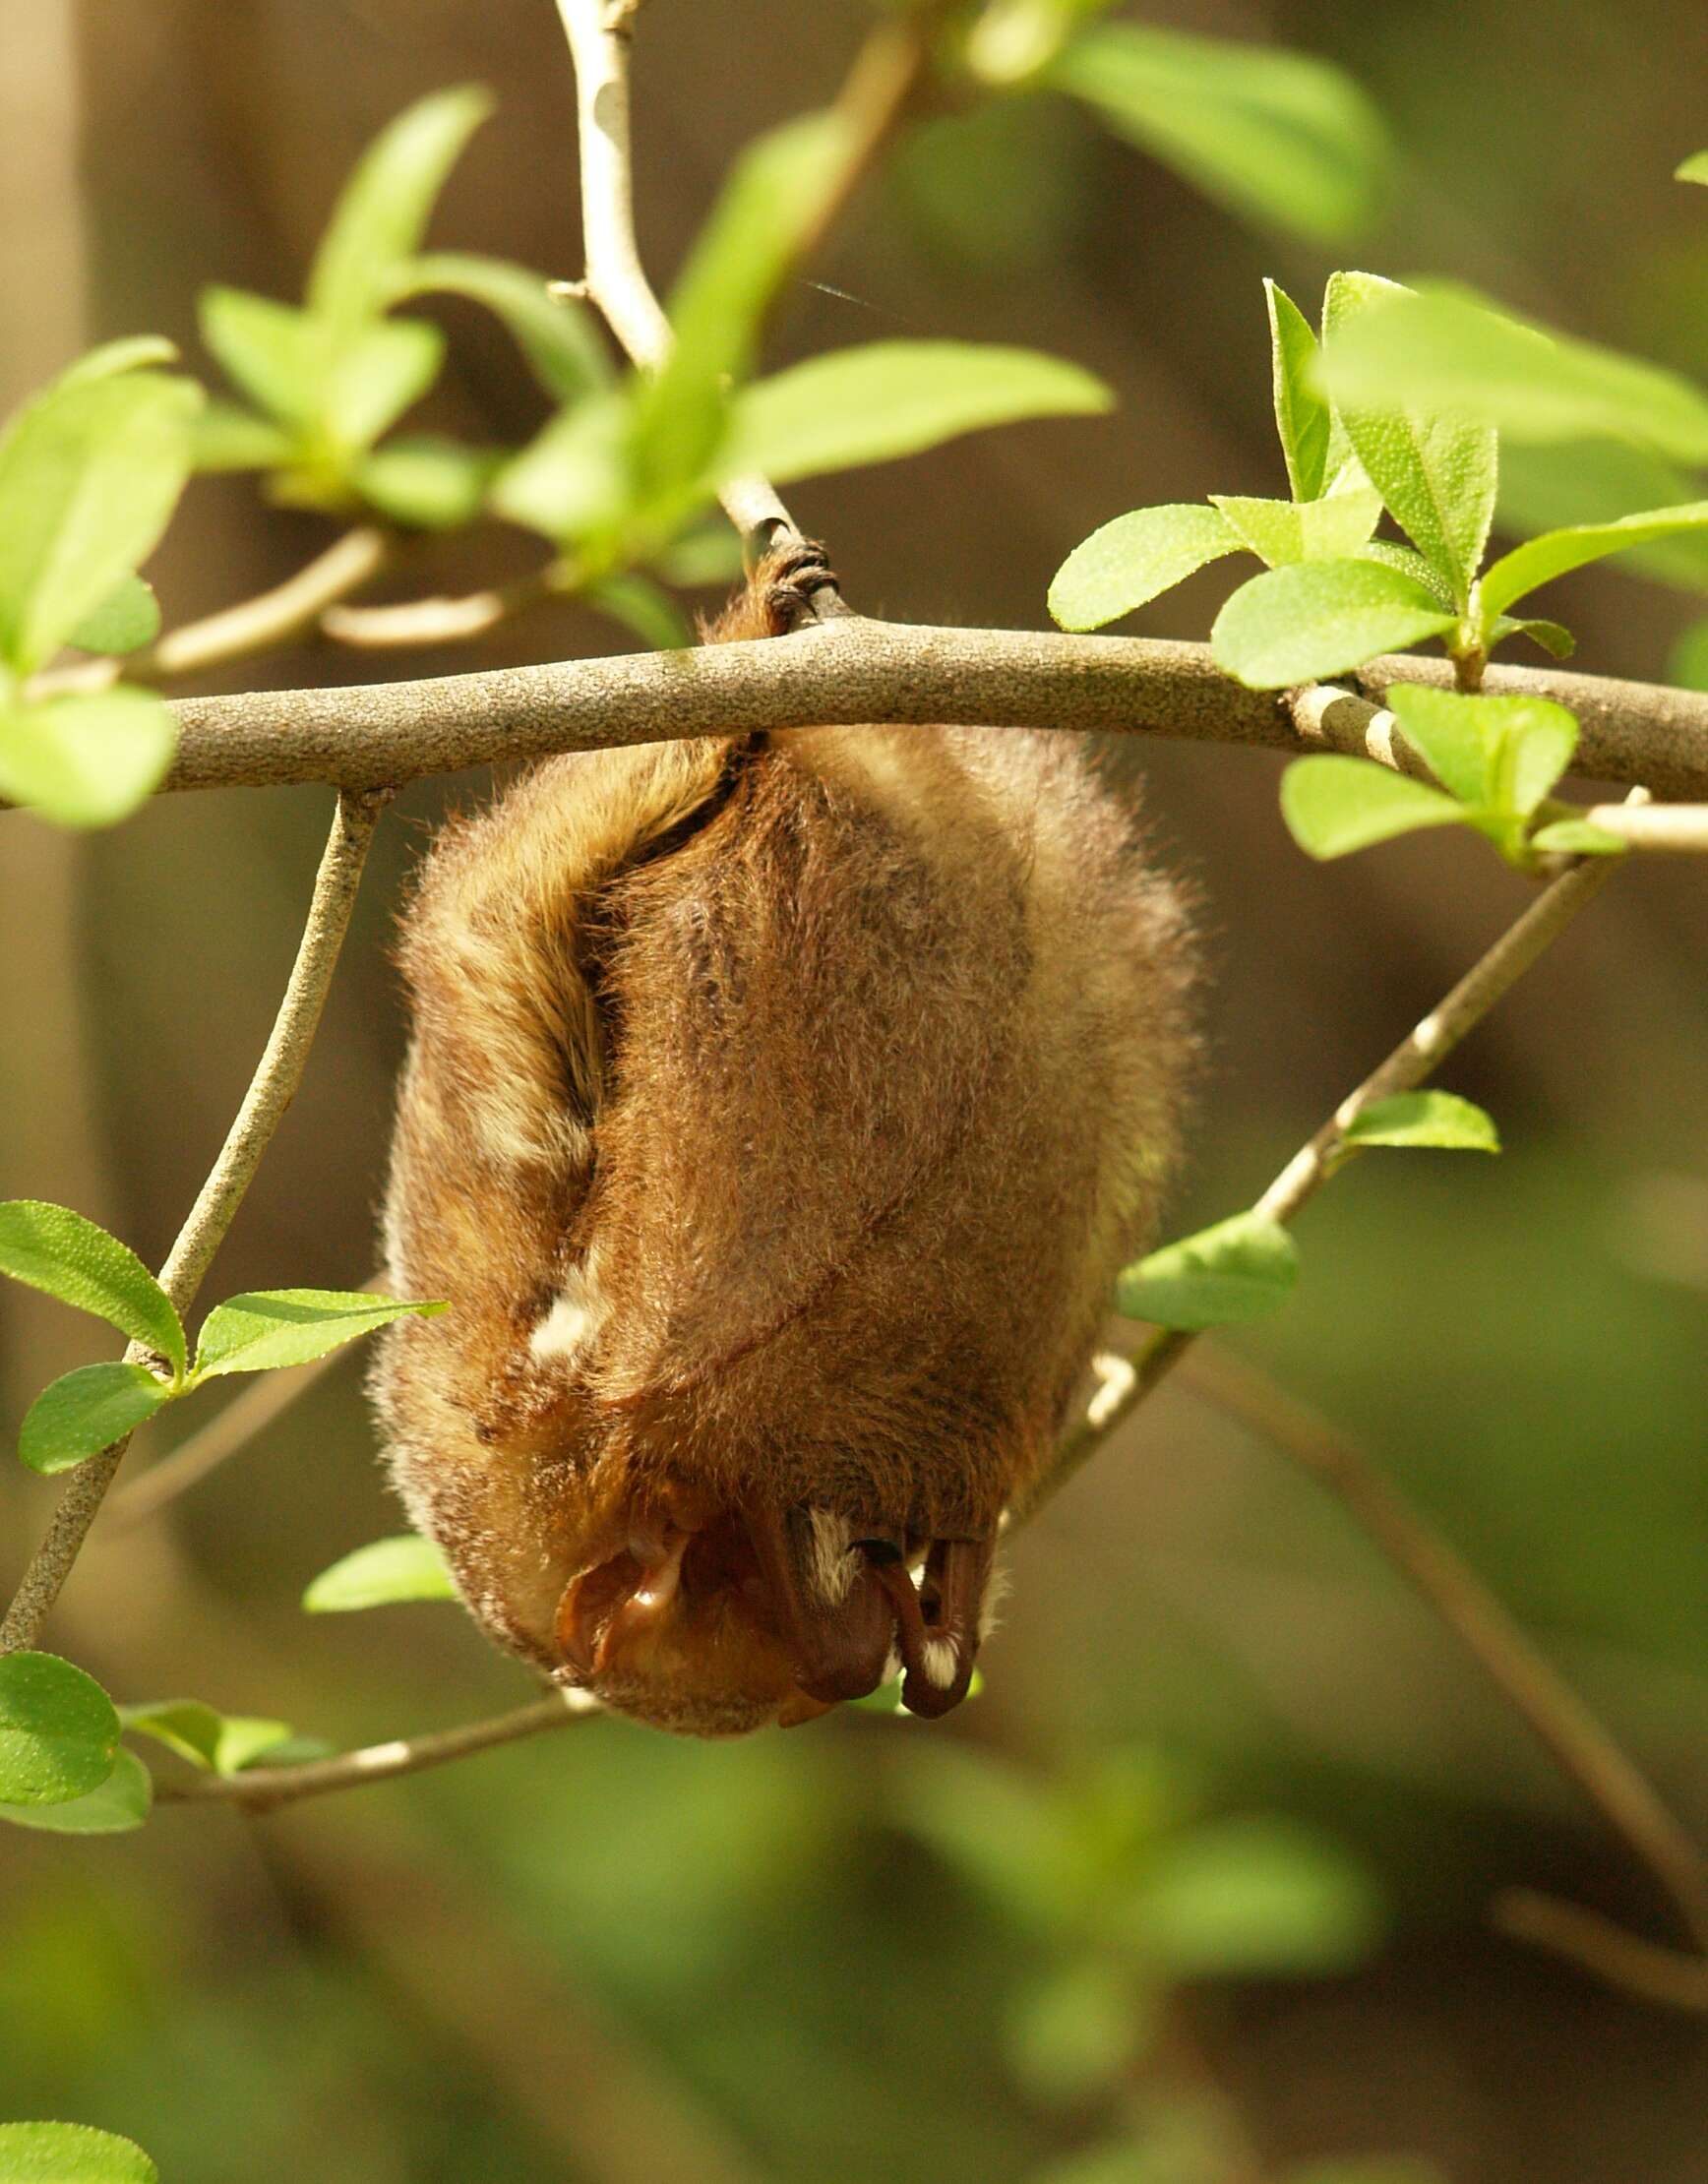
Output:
0,2121,158,2182
1529,818,1628,857
18,1363,168,1476
1116,1212,1299,1329
192,1288,445,1381
122,1699,293,1777
57,337,179,388
1209,489,1381,568
1322,273,1496,603
400,253,610,401
1049,504,1241,631
587,574,693,651
1210,558,1456,689
0,690,177,830
1383,685,1577,815
1343,1091,1499,1154
1480,501,1708,623
1265,279,1336,500
1498,439,1708,596
724,340,1109,487
1049,24,1389,244
1121,1816,1383,1976
324,318,445,455
191,401,297,474
303,1534,458,1613
355,437,499,528
0,1747,152,1836
200,288,329,431
0,1653,120,1806
1490,613,1574,660
69,574,159,656
306,86,494,338
491,390,633,547
0,1201,183,1373
961,0,1123,87
1280,756,1467,860
1678,152,1708,186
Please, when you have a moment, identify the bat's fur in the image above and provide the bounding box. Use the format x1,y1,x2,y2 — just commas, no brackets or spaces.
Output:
371,545,1199,1735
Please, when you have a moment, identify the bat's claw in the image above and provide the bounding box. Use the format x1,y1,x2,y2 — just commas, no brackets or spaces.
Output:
761,537,844,633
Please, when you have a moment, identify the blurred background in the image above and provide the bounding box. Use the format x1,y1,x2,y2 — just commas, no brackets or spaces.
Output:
2,1,1706,2178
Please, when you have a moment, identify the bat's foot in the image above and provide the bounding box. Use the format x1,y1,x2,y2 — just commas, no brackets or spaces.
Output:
875,1537,994,1719
760,537,844,634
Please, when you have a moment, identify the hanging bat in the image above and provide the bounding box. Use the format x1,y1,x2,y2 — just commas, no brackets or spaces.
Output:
371,541,1198,1735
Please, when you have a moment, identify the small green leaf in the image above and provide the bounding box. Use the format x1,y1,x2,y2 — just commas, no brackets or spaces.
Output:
1678,152,1708,186
1481,501,1708,623
1499,439,1708,597
587,574,693,652
0,2122,158,2182
0,1653,120,1805
0,1201,184,1374
1048,25,1389,244
192,1288,445,1381
1322,273,1497,604
1490,613,1574,660
961,0,1123,87
0,690,177,830
355,437,499,529
1320,282,1708,469
1210,559,1456,689
1265,279,1335,502
69,574,159,656
491,391,633,548
324,318,445,455
1280,756,1468,860
1116,1212,1299,1330
1355,539,1455,604
1529,818,1628,858
1049,504,1241,631
306,87,494,338
1123,1816,1382,1977
399,253,610,402
191,401,297,474
1381,683,1497,804
1005,1955,1145,2104
58,337,179,388
200,288,329,431
655,520,745,589
1209,489,1381,568
723,341,1111,486
19,1363,168,1476
121,1699,292,1777
0,366,201,675
0,1746,152,1836
1343,1091,1499,1154
303,1534,458,1613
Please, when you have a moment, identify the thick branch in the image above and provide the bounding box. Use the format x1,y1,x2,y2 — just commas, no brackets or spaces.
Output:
108,622,1708,798
0,790,388,1654
154,1689,599,1812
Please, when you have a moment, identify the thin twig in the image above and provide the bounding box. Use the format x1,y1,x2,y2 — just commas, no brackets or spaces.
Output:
1494,1892,1708,2012
0,789,390,1655
1023,818,1632,1521
1581,802,1708,851
33,526,395,696
154,1689,600,1812
1179,1343,1708,1972
323,565,561,649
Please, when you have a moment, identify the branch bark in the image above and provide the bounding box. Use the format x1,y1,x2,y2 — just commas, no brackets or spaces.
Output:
0,789,389,1654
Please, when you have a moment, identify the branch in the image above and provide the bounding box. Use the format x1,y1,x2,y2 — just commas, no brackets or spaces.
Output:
1179,1344,1708,1982
0,788,388,1654
1019,820,1632,1520
322,565,559,650
1495,1892,1708,2012
153,1688,600,1812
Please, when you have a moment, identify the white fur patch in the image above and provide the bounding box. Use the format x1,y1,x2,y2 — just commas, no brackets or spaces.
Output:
1087,1350,1136,1427
528,1261,608,1364
920,1637,960,1689
806,1507,857,1606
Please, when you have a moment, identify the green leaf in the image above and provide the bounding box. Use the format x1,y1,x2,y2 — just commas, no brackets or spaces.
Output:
1481,501,1708,623
0,1201,184,1374
1529,818,1628,858
1381,684,1577,817
324,318,445,455
191,401,297,474
587,574,693,652
355,437,499,529
1116,1212,1299,1330
1666,617,1708,689
303,1534,458,1612
1342,1091,1499,1154
0,1653,120,1805
491,391,634,548
723,341,1111,487
1005,1955,1145,2104
306,87,494,338
655,521,746,589
1264,279,1335,500
1124,1817,1382,1976
1049,504,1241,631
1209,489,1381,568
18,1363,169,1476
0,2122,158,2182
1322,273,1497,604
1498,439,1708,597
636,109,859,500
1279,756,1468,860
69,575,159,656
1210,559,1457,689
200,288,329,431
57,337,179,388
1048,24,1389,244
399,253,610,402
1490,613,1574,660
0,1746,152,1836
1678,152,1708,186
961,0,1124,87
121,1699,292,1776
0,367,200,676
1355,539,1455,604
1320,281,1708,469
0,690,177,830
192,1288,445,1381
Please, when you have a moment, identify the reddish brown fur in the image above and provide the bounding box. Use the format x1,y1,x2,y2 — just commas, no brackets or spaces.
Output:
371,546,1198,1734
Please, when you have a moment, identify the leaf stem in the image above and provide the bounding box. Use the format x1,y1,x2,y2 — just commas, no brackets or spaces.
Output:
0,789,389,1655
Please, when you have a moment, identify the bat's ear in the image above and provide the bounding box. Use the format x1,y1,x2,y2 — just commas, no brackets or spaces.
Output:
744,1503,896,1704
